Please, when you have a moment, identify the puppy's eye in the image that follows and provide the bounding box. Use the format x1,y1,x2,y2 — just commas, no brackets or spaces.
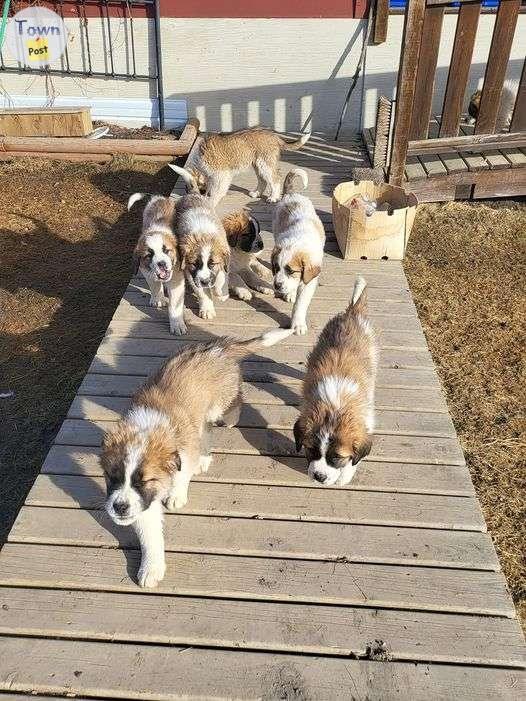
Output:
162,245,172,255
285,265,300,276
209,260,220,267
142,478,160,486
146,248,154,258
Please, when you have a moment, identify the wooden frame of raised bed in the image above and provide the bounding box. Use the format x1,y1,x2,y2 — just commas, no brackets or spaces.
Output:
0,119,199,163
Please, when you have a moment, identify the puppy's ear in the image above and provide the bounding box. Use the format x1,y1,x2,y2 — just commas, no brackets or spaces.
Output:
132,242,142,275
293,418,304,453
249,216,260,237
301,260,321,285
352,436,372,466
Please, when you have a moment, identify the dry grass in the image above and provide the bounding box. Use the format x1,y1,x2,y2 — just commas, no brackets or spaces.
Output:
0,157,175,542
404,200,526,626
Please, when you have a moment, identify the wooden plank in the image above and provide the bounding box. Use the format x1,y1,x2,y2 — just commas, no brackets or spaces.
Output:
24,474,482,530
10,505,496,568
481,151,512,170
503,147,526,168
404,155,428,181
1,587,523,666
0,544,514,615
42,447,476,496
362,127,375,163
510,58,526,132
69,397,454,438
432,117,470,174
97,333,430,359
406,164,526,201
373,0,389,44
0,637,524,701
409,6,445,139
419,153,448,177
409,130,526,155
11,504,498,571
0,107,92,137
90,348,436,376
389,0,427,185
439,2,482,137
52,421,464,465
475,0,521,134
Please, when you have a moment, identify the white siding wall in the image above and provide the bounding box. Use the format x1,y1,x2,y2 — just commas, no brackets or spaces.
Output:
0,15,524,133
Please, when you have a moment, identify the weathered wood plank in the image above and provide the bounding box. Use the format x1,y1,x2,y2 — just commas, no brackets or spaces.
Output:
10,506,495,568
53,420,463,465
1,587,523,666
475,0,521,134
24,474,482,530
68,396,454,438
510,58,526,132
1,637,524,700
439,2,481,137
0,544,514,615
42,447,475,496
404,155,428,181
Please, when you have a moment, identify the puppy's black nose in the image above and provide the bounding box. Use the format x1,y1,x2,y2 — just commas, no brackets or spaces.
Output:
274,282,283,292
157,260,167,270
313,472,328,484
113,500,129,516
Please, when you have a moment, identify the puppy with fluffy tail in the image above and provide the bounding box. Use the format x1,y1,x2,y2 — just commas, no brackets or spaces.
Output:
128,192,187,335
293,276,378,487
100,326,294,588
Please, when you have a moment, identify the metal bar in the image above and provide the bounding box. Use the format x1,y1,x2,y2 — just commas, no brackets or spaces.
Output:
153,0,165,130
127,0,138,78
0,65,152,80
81,0,93,74
58,0,72,73
104,0,115,76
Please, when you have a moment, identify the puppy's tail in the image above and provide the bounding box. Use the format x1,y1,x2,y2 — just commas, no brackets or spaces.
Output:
347,276,368,315
168,164,199,194
225,328,295,358
281,130,311,151
282,168,308,195
128,192,147,210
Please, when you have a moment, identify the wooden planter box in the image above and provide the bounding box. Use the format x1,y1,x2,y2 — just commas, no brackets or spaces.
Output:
332,181,418,260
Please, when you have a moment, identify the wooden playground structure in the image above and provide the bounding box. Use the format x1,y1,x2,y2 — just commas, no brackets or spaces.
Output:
365,0,526,201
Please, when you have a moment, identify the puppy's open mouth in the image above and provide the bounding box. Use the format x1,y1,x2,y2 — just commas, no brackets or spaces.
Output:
110,514,138,526
155,269,171,281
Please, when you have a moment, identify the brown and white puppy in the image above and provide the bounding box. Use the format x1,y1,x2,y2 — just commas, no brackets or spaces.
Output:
222,211,274,301
293,277,378,487
468,86,515,130
271,168,325,335
100,326,294,587
171,166,231,320
169,127,311,206
128,193,187,335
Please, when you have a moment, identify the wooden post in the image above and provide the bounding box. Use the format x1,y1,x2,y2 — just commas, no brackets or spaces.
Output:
439,2,482,137
475,0,521,134
388,0,426,186
510,58,526,133
373,0,389,45
409,6,445,140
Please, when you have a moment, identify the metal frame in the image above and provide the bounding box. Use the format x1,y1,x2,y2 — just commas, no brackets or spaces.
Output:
0,0,165,128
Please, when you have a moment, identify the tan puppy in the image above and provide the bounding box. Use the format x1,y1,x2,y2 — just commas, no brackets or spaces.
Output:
468,86,515,129
271,168,325,335
100,326,294,587
128,193,186,335
170,127,311,206
293,277,378,487
222,211,274,300
171,166,231,320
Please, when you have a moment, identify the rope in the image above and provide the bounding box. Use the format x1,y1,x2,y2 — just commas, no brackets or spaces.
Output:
0,0,11,52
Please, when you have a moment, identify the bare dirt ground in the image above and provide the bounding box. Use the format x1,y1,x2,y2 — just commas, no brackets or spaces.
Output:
0,157,175,543
404,199,526,627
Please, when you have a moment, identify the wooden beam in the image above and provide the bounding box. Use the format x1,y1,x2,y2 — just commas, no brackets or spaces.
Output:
475,0,521,134
510,58,526,132
439,2,481,137
408,130,526,155
409,6,445,139
373,0,389,44
388,0,427,185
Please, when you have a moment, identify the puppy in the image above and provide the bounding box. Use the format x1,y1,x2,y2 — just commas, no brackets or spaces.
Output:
100,326,294,587
170,166,230,320
468,86,515,130
169,127,311,206
293,277,377,487
129,193,187,335
222,211,274,301
271,168,325,335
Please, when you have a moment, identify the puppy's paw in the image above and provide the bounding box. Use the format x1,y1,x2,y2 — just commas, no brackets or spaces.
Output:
293,322,308,336
216,294,229,303
256,285,274,296
267,195,280,203
282,293,296,304
198,455,212,474
169,317,187,335
232,286,252,301
165,490,188,511
150,295,168,308
138,559,166,588
199,304,216,320
248,190,263,199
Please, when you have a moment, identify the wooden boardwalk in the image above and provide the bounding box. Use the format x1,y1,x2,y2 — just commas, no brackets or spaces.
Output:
1,136,525,699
